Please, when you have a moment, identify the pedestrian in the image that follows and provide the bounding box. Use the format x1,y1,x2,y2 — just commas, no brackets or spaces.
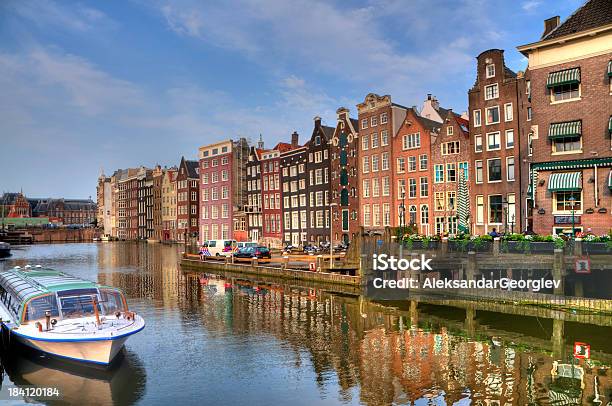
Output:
488,228,500,238
199,245,205,261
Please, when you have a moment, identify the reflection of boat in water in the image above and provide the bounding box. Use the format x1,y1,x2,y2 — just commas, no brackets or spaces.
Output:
1,346,146,405
0,242,10,258
0,265,145,366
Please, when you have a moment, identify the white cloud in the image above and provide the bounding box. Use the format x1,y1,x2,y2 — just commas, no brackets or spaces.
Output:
521,1,542,11
7,0,114,32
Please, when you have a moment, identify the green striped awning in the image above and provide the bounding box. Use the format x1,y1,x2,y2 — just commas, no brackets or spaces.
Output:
547,67,580,88
548,172,582,192
548,121,581,139
608,60,612,77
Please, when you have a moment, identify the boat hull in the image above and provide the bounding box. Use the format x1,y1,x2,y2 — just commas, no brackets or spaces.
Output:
12,333,128,365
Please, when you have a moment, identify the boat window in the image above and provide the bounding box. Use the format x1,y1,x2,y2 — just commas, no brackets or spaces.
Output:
59,294,101,319
99,289,126,315
24,294,60,322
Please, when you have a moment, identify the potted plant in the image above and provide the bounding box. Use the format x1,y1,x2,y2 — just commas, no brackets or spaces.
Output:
582,233,612,254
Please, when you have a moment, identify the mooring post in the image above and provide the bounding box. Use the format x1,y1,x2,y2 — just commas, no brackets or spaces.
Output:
552,248,565,296
493,237,500,256
466,251,477,280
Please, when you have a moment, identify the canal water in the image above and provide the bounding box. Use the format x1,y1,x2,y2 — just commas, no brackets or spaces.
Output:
0,243,610,405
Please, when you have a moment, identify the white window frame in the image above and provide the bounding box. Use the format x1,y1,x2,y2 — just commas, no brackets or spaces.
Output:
506,156,515,181
486,64,495,78
474,134,483,152
486,131,501,151
485,106,500,125
473,109,482,127
504,103,513,122
505,129,514,149
475,160,483,184
486,158,502,183
484,83,499,100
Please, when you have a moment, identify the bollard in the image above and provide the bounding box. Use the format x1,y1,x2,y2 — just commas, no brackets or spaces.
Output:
466,251,477,280
493,237,500,256
441,237,449,254
552,248,565,296
573,238,583,256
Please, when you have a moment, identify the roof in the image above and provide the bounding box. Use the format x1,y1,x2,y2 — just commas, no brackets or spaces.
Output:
543,0,612,40
1,193,22,205
321,125,335,141
350,119,359,132
274,142,294,153
184,160,199,178
414,112,443,132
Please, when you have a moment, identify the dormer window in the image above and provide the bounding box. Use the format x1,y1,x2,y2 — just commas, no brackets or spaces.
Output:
486,64,495,78
314,135,321,146
447,126,453,136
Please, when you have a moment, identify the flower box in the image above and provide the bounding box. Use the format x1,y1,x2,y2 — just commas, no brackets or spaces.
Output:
448,240,492,252
582,242,611,255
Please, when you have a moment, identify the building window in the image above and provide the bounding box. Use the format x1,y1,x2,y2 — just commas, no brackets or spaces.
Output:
372,178,380,197
487,158,502,182
380,112,388,124
475,135,483,152
458,162,469,181
473,110,482,127
361,119,368,129
447,216,457,235
371,133,379,148
553,136,581,153
476,195,484,224
363,205,371,226
362,156,370,173
398,179,406,198
402,132,421,150
372,204,380,226
371,116,378,127
381,152,389,171
381,130,389,146
554,191,582,213
527,107,532,121
489,195,503,224
446,163,456,182
505,129,514,148
435,217,445,235
419,177,428,197
362,134,369,150
487,131,501,151
383,204,390,226
485,106,500,125
434,164,444,183
447,191,456,210
504,103,513,122
486,63,495,78
435,192,445,211
408,178,417,198
447,126,454,135
475,160,483,183
397,157,406,173
551,82,580,102
382,177,390,196
420,205,429,226
419,154,427,170
408,156,417,172
441,141,460,155
507,157,515,181
363,179,370,198
507,193,516,226
371,155,379,172
485,83,499,100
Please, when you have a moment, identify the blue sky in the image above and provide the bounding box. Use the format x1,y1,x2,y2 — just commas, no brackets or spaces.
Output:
0,0,584,198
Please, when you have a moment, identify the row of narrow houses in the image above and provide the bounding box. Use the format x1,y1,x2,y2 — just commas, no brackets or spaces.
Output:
97,0,611,245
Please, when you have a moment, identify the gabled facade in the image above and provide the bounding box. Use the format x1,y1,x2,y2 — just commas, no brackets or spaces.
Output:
306,117,335,243
280,132,308,247
137,167,154,240
468,49,524,235
161,167,178,241
261,143,293,248
330,108,360,244
176,157,199,242
357,93,408,233
393,108,439,235
430,110,471,235
246,145,264,243
517,0,612,235
152,165,164,241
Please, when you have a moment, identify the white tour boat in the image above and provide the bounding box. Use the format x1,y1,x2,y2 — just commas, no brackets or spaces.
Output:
0,265,145,366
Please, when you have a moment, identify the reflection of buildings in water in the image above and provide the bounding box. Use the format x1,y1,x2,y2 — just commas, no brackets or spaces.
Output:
2,349,146,405
181,272,611,405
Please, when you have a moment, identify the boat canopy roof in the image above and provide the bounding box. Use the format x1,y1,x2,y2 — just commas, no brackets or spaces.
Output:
0,266,105,305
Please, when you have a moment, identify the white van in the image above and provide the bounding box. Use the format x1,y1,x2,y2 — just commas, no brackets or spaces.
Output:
202,240,237,257
237,241,258,249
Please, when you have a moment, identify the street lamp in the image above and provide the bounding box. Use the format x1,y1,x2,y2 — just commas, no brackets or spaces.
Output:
400,187,406,240
329,202,338,270
568,195,576,238
510,214,515,234
502,197,508,235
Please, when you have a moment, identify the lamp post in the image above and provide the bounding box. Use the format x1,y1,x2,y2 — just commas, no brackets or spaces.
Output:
502,197,508,235
511,214,515,234
568,195,576,238
329,202,338,270
400,188,406,240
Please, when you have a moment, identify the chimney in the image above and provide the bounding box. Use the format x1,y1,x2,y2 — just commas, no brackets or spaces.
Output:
431,96,439,111
542,16,560,38
291,131,299,148
427,94,432,100
314,116,322,127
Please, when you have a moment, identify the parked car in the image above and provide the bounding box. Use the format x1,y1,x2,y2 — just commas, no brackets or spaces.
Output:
303,244,319,254
283,244,297,254
334,242,349,252
234,246,271,259
237,241,258,249
203,239,237,257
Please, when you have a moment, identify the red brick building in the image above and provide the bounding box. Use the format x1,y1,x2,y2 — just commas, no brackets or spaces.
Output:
280,132,307,247
261,144,291,247
468,49,525,235
0,192,31,218
246,143,264,243
430,110,471,235
177,157,199,242
198,139,249,242
330,107,360,244
357,93,408,232
394,108,440,236
517,0,612,235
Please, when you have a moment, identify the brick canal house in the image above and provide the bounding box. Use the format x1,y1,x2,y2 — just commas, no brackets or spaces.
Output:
357,93,408,233
96,174,112,235
0,192,32,218
306,116,335,244
517,0,612,235
394,108,440,236
152,165,164,241
161,167,178,241
137,166,154,240
246,137,265,243
430,109,471,235
329,108,360,245
261,142,293,248
280,132,308,247
198,139,249,242
113,168,139,240
176,157,199,243
468,49,525,235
